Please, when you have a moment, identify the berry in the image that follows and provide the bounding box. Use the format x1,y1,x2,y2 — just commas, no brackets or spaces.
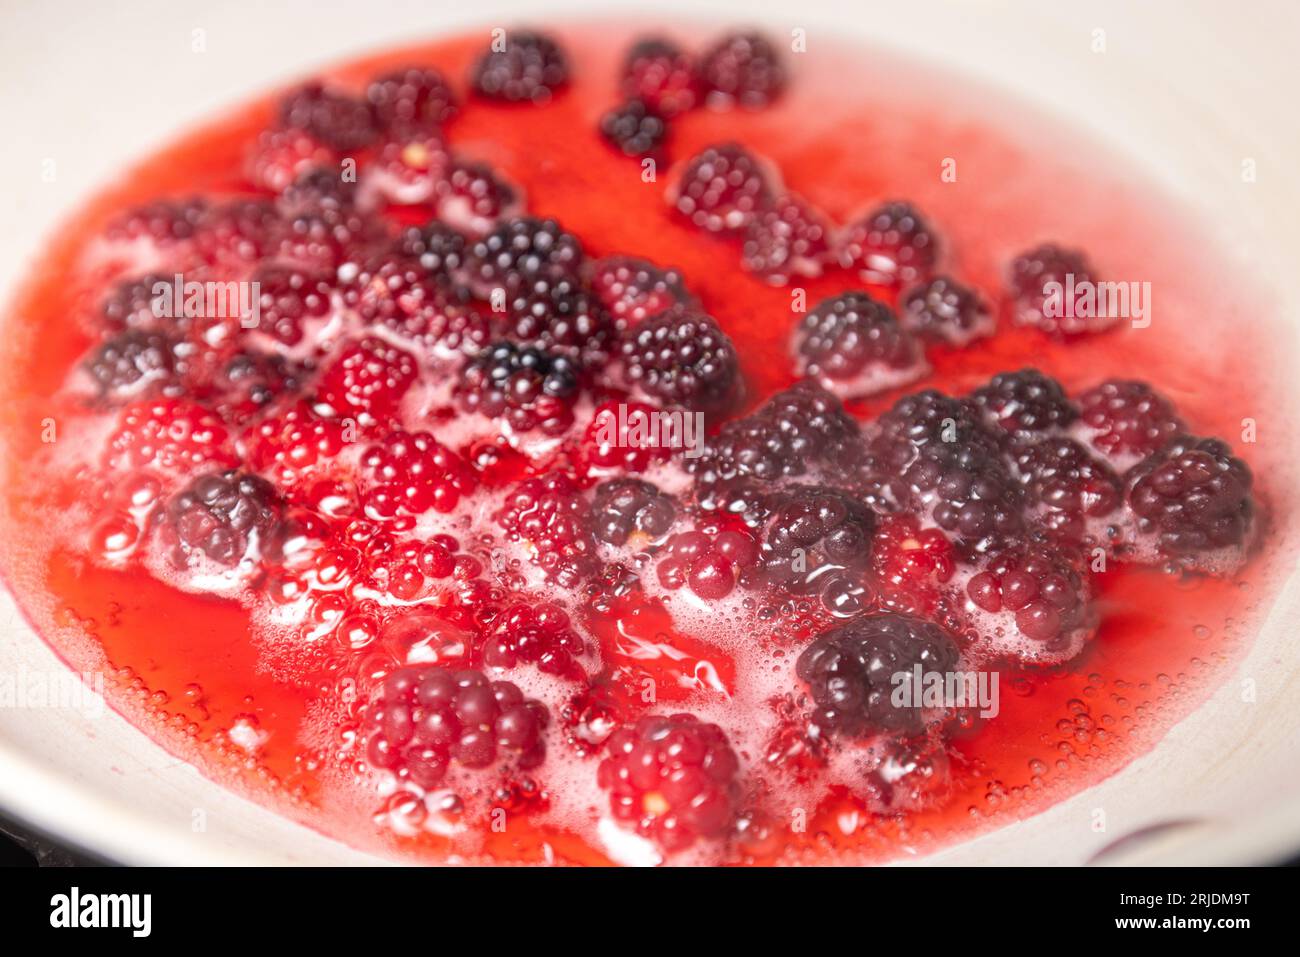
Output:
671,143,773,234
192,198,283,269
621,38,700,117
466,216,584,295
245,128,336,193
85,331,179,400
97,274,173,333
756,486,874,596
340,256,489,356
600,99,668,158
273,204,375,271
360,429,478,519
966,546,1091,644
496,472,596,587
454,341,580,436
242,400,348,484
796,613,960,736
899,276,993,346
1125,435,1254,556
598,713,740,851
365,66,458,129
972,369,1077,439
277,165,359,217
699,32,786,109
365,667,548,788
837,201,939,288
395,221,468,281
741,193,832,283
870,514,955,612
107,398,236,473
470,31,569,104
315,337,419,423
591,479,676,545
1076,379,1183,461
250,264,334,347
1013,436,1121,542
618,306,740,413
278,83,378,152
104,198,207,246
481,603,587,679
214,352,302,424
162,469,282,566
365,126,451,204
436,161,522,235
793,292,926,399
583,401,675,473
504,274,613,362
589,256,693,329
1007,243,1107,336
656,526,758,601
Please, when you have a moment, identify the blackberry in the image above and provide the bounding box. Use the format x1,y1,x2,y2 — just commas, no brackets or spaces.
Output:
756,486,875,595
591,479,676,546
496,472,597,587
794,292,925,397
899,276,993,346
341,255,489,356
365,66,458,129
214,351,302,424
365,666,548,788
1013,436,1121,542
621,38,700,117
796,613,960,736
394,221,468,280
1007,243,1104,336
838,201,939,288
600,99,668,158
85,331,178,400
967,545,1091,644
164,469,282,566
278,83,378,152
105,198,207,245
1125,435,1254,555
98,274,172,333
250,263,333,346
505,275,613,363
972,369,1077,439
589,256,693,329
454,341,581,436
466,216,584,295
1076,379,1184,460
671,143,774,234
741,193,832,283
699,31,786,109
618,306,740,413
436,161,521,234
277,165,359,218
470,30,569,104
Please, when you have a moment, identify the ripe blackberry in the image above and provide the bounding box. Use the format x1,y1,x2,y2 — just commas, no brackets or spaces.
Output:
315,336,419,423
365,667,548,789
104,198,207,246
1076,379,1184,461
699,31,786,109
656,526,759,601
591,479,676,546
505,275,613,363
589,256,693,328
214,352,303,424
360,429,478,519
470,30,569,104
250,263,333,346
85,331,178,400
838,201,939,288
600,99,668,158
1125,435,1254,556
972,369,1077,439
1013,436,1121,543
796,613,960,736
193,198,283,268
741,193,832,283
621,38,700,117
365,66,458,129
97,274,174,333
497,472,597,587
340,256,489,356
278,83,379,152
1007,243,1106,336
967,545,1091,644
455,342,581,436
466,216,584,295
899,276,993,346
756,486,875,596
436,161,522,235
163,469,282,567
277,166,359,217
671,143,774,234
618,306,740,413
794,292,926,399
481,603,588,679
394,221,468,281
598,712,740,852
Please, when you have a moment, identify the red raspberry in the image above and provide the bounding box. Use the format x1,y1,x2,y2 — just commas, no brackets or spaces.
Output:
656,526,759,601
622,38,699,117
582,400,674,473
359,429,478,519
838,201,939,288
365,126,451,205
598,713,740,852
870,514,955,613
241,400,349,485
497,473,597,588
481,602,588,679
589,256,693,329
315,336,419,424
741,193,833,283
107,398,236,473
671,143,774,234
250,263,334,347
699,32,786,109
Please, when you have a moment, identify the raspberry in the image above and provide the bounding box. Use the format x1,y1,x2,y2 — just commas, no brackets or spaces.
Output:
241,400,348,484
1125,435,1254,556
245,128,337,194
838,201,939,288
1013,436,1121,543
972,369,1077,439
481,603,587,679
365,66,458,130
436,161,522,235
365,126,451,205
104,198,207,246
496,472,597,587
656,526,758,601
278,83,378,152
966,545,1091,644
1076,379,1184,461
870,514,955,613
466,216,584,295
583,401,674,473
454,341,580,436
671,143,774,234
699,32,786,109
755,486,874,596
617,306,740,413
162,469,282,567
899,276,993,346
85,331,179,400
741,193,832,283
1007,243,1107,336
340,256,489,356
504,274,613,363
600,99,668,159
107,398,236,473
470,31,569,104
394,221,468,281
591,479,676,545
250,264,334,347
621,38,700,117
793,292,926,399
796,613,960,736
360,429,478,519
315,337,419,423
598,713,740,851
365,667,548,788
588,256,692,329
